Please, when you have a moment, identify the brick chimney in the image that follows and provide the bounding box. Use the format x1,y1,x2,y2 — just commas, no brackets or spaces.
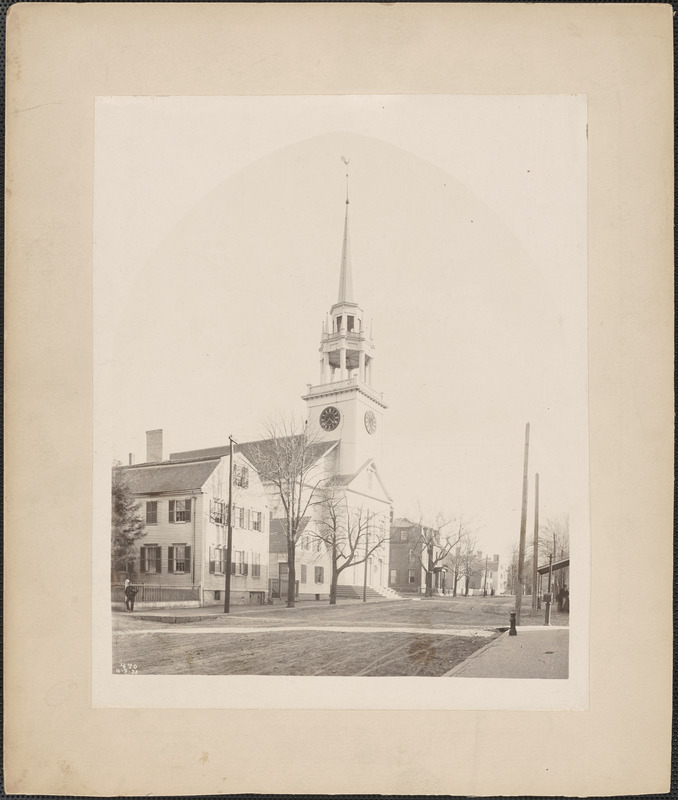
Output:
146,429,163,463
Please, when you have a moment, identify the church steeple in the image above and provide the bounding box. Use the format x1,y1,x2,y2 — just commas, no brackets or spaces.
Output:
302,163,387,475
337,201,354,304
337,163,354,304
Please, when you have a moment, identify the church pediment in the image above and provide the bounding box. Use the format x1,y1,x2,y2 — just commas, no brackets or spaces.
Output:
329,458,392,504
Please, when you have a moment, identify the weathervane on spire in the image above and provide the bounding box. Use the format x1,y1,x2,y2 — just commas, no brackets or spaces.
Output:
341,156,350,204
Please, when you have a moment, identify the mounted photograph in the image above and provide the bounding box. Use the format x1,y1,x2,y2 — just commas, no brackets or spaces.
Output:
93,94,589,707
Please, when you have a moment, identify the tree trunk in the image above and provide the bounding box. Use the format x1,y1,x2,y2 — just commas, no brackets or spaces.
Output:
465,575,469,596
286,539,296,608
329,549,338,605
425,546,434,597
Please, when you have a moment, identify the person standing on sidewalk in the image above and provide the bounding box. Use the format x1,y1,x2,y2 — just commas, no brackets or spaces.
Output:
124,580,138,612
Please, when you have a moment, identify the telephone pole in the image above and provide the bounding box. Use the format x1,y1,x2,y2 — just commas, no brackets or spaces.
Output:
515,422,530,625
362,520,369,603
532,472,540,610
223,435,235,613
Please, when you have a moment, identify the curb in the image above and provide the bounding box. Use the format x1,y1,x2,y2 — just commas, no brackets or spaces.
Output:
442,630,509,677
117,613,218,624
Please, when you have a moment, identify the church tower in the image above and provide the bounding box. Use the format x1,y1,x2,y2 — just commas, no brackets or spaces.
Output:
303,178,387,476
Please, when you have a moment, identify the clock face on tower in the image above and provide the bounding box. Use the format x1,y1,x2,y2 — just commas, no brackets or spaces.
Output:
364,410,377,435
319,406,341,431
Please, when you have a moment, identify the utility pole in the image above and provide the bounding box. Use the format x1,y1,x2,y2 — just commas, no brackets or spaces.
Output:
223,435,235,613
515,422,530,625
532,472,540,610
545,553,553,625
362,519,369,603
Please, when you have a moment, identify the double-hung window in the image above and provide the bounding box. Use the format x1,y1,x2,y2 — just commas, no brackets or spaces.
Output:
251,552,261,578
168,544,190,573
140,545,161,573
209,547,225,574
233,507,245,529
169,499,191,523
210,499,226,525
233,465,249,488
314,566,324,584
231,550,248,576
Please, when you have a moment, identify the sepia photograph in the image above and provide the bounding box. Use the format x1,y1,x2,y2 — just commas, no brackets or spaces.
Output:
93,93,588,705
6,3,672,795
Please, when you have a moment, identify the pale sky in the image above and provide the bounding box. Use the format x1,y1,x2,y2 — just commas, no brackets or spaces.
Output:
94,94,588,559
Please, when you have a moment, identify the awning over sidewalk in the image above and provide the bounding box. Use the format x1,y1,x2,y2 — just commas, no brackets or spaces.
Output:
537,557,569,575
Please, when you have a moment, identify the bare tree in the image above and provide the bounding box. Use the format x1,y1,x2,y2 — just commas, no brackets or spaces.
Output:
505,543,519,595
412,513,471,597
245,416,326,608
312,488,389,605
539,513,570,600
445,543,464,596
459,534,482,596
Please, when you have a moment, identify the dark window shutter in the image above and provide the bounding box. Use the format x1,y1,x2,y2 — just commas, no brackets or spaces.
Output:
168,546,174,573
185,546,191,573
169,500,175,523
155,546,162,573
230,561,236,576
185,499,192,522
139,546,146,573
243,552,248,576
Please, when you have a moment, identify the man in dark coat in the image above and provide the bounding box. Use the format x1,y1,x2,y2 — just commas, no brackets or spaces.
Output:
124,580,138,612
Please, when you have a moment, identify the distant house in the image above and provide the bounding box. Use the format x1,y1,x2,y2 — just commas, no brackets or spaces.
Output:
113,430,269,608
388,518,448,595
466,552,508,596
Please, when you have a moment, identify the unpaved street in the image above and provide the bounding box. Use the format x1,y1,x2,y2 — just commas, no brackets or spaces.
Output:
112,595,565,676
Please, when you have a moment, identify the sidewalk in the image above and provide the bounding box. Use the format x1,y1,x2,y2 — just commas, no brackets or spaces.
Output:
113,598,387,623
444,626,569,679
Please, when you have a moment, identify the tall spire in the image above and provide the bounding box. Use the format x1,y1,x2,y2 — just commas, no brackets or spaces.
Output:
337,157,354,303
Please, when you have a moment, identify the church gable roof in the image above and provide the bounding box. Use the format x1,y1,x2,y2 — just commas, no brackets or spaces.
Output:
329,458,393,503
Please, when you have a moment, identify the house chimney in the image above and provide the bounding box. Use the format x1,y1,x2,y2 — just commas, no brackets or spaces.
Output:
128,453,134,466
146,429,163,462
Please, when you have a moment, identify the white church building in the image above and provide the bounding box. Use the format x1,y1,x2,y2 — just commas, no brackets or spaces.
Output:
117,188,394,605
